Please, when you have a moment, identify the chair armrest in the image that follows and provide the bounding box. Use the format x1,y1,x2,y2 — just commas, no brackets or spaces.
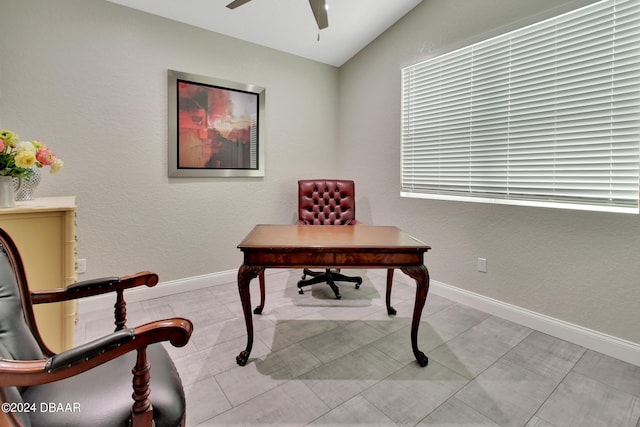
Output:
64,276,122,292
0,317,192,388
30,271,159,304
46,328,135,372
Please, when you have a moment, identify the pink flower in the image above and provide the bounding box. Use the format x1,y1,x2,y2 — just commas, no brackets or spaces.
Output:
35,147,56,166
0,140,4,152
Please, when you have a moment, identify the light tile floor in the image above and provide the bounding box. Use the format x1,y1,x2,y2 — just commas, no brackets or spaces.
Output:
76,269,640,426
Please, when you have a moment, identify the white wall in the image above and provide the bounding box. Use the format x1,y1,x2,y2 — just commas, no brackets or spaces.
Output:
1,0,638,355
338,0,640,347
0,0,340,281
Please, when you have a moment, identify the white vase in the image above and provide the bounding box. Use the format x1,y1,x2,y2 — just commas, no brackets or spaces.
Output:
0,176,16,208
14,167,42,201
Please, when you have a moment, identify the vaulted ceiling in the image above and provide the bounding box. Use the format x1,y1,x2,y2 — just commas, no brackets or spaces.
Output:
105,0,423,67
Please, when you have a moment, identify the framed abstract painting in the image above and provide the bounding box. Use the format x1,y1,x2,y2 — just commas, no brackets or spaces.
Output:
168,70,265,177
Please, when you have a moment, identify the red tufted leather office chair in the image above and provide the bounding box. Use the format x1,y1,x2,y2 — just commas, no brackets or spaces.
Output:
297,179,363,299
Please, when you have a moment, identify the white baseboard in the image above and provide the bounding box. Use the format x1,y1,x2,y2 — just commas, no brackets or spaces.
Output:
78,270,640,367
77,269,238,314
427,279,640,367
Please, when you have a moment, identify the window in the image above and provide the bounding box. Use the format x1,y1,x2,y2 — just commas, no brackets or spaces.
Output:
401,0,640,213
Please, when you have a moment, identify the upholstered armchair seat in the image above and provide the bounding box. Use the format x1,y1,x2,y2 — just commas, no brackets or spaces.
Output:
22,344,183,427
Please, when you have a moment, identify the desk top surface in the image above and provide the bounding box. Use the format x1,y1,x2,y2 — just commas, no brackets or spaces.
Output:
238,224,430,251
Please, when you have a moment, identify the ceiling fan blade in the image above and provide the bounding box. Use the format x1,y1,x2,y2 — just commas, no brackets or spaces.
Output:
308,0,328,29
226,0,252,9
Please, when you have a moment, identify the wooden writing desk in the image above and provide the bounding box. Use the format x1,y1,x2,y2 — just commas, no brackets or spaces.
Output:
236,224,432,367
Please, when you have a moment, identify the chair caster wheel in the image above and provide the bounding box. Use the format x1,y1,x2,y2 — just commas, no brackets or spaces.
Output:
355,279,362,289
298,288,304,295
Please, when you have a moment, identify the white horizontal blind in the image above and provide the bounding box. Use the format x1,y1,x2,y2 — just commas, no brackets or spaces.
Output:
401,0,640,213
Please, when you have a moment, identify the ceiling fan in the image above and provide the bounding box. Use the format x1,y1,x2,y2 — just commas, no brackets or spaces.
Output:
226,0,329,30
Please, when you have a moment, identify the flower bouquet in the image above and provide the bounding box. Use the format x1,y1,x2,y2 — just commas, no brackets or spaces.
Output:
0,129,63,178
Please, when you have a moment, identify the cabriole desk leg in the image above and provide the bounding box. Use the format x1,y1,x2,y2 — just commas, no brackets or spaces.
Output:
254,270,266,314
236,264,264,366
400,265,430,367
385,268,397,315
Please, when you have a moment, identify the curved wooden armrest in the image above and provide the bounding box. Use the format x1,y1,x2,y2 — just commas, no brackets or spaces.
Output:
30,271,159,304
0,317,192,388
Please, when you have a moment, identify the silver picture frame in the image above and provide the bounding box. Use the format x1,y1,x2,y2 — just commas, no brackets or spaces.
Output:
168,70,265,178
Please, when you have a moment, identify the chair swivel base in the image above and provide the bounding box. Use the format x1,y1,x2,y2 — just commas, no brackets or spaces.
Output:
297,268,363,299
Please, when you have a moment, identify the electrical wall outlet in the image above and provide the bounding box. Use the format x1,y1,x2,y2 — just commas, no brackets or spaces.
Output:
477,257,487,273
77,258,87,274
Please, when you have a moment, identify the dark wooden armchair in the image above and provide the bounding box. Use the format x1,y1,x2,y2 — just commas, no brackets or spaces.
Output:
296,179,363,299
0,227,193,427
